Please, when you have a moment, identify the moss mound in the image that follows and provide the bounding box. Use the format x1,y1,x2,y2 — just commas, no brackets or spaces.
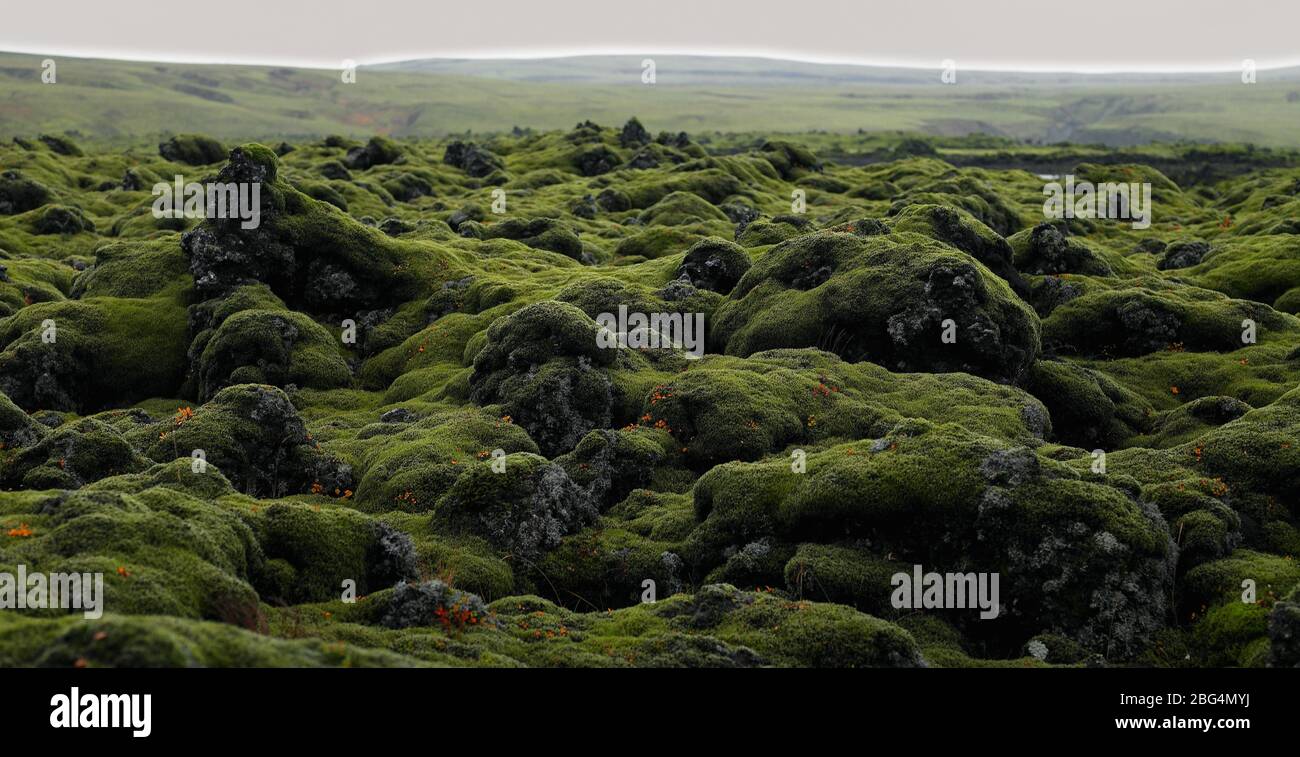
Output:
713,231,1041,383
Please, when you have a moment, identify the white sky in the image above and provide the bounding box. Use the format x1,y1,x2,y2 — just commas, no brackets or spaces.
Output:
1,0,1297,72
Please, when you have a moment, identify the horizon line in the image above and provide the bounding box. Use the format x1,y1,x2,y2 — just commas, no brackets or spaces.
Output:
2,46,1298,76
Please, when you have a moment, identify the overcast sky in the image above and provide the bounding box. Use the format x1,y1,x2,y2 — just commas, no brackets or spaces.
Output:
2,0,1296,72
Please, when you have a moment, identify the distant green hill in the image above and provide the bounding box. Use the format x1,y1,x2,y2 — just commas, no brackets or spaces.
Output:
4,51,1300,146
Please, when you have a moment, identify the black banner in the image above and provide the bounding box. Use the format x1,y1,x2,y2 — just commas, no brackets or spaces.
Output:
2,667,1284,745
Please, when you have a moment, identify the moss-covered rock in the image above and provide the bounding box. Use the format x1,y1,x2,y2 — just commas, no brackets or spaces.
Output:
137,384,351,498
1010,222,1114,277
468,301,629,457
192,309,351,401
346,136,403,170
0,389,47,449
758,140,823,180
0,170,52,215
783,543,908,614
1042,285,1289,358
0,486,263,622
686,421,1173,658
33,205,94,235
638,192,729,227
443,140,503,178
37,134,83,157
255,502,418,603
713,231,1041,383
653,583,924,667
181,144,431,315
675,236,751,294
431,452,598,562
556,427,673,508
347,407,539,512
2,417,149,489
159,134,227,165
1025,359,1152,448
891,204,1028,296
464,217,583,261
0,296,188,413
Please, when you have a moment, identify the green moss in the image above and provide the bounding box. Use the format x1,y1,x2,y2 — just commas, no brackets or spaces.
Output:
0,295,189,413
32,205,94,235
136,384,349,498
712,231,1041,383
0,613,431,667
0,170,53,214
1042,284,1294,358
1134,395,1253,449
71,238,190,300
1181,550,1300,611
783,543,907,614
430,452,597,562
0,486,262,621
692,585,924,667
253,501,417,603
532,521,683,609
194,309,351,400
686,421,1172,657
0,388,47,449
640,349,1047,469
297,181,349,211
1192,601,1271,666
3,130,1300,668
638,191,729,227
0,255,73,317
86,458,238,501
612,227,701,261
736,218,808,246
890,203,1026,294
2,417,149,489
343,407,538,512
159,134,227,166
1026,359,1152,448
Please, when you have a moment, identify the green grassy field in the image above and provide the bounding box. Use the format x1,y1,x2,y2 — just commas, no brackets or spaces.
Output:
4,51,1300,146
